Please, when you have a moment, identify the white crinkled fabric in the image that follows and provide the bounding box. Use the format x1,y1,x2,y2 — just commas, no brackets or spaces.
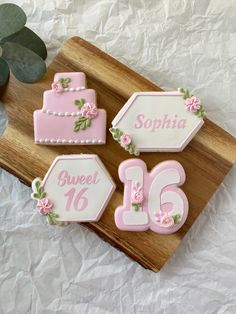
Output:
0,0,236,313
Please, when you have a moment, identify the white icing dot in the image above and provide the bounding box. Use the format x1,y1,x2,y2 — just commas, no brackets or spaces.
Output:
75,87,80,91
74,140,78,144
39,139,43,143
57,139,61,143
81,140,85,144
86,139,90,143
50,139,55,143
69,88,74,92
52,112,56,115
98,139,102,143
62,139,66,143
45,139,48,143
81,86,85,90
71,112,76,116
68,140,73,144
64,88,68,92
65,112,69,116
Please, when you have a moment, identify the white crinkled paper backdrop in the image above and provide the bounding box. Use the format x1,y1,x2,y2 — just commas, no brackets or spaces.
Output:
0,0,236,313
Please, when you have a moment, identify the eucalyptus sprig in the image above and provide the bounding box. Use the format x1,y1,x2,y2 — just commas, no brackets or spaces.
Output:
0,3,47,87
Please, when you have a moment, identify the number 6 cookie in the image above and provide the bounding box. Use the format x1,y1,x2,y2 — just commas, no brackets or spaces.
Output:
115,159,189,234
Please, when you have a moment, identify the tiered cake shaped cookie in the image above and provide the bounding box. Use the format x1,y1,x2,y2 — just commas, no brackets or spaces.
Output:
34,72,107,145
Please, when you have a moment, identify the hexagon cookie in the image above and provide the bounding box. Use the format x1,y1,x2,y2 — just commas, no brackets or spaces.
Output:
110,89,205,154
31,155,116,225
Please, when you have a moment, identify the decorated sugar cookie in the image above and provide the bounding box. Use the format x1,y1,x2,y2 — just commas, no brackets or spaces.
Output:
31,155,116,224
110,89,206,154
115,159,188,234
34,72,107,145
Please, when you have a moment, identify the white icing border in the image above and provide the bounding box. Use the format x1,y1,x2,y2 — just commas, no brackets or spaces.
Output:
60,86,86,92
35,138,105,144
42,109,82,117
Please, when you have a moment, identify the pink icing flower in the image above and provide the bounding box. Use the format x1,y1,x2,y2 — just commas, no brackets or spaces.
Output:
51,82,63,93
161,215,174,227
81,103,98,118
155,212,174,228
155,211,165,223
185,96,201,112
131,191,144,204
120,134,131,146
131,182,144,204
37,198,53,215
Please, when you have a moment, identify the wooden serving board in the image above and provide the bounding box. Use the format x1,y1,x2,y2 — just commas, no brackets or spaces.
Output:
1,37,236,272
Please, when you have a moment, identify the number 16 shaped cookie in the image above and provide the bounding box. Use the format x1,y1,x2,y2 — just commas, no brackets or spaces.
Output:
115,159,189,234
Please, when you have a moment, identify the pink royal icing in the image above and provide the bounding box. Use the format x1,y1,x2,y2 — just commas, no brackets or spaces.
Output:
37,198,54,215
185,96,201,113
110,91,205,153
114,159,189,234
51,82,63,93
120,133,132,146
81,103,98,118
131,182,144,204
33,72,107,145
31,155,116,223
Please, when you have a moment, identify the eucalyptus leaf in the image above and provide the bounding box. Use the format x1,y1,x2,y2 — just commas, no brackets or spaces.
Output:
2,42,46,83
1,27,47,60
0,3,26,39
0,101,8,136
0,57,9,86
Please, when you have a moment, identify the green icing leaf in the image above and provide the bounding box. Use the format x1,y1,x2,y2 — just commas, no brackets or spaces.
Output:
46,213,55,225
2,42,46,83
1,27,47,60
33,181,46,199
126,143,140,156
38,186,44,194
134,150,140,156
74,98,85,109
35,180,41,190
132,204,140,212
173,214,181,224
46,212,64,226
194,105,206,119
59,77,71,88
109,127,123,141
74,117,91,132
64,78,70,84
33,193,40,199
178,87,192,99
0,57,9,86
41,192,46,198
0,3,26,39
109,128,140,156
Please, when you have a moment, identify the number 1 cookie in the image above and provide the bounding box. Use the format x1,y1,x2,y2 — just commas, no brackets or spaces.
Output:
115,159,189,234
31,155,116,224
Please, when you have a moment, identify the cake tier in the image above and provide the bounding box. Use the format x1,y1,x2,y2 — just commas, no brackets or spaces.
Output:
34,109,106,145
43,89,96,114
54,72,86,88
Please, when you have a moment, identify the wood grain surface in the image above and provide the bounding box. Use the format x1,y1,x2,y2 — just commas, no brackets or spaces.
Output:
1,37,236,272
